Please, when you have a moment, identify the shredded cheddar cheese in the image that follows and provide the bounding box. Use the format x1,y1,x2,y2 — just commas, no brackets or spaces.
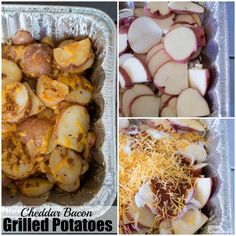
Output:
119,121,205,232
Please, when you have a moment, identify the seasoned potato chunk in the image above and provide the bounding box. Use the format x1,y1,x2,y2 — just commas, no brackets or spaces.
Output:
19,178,53,197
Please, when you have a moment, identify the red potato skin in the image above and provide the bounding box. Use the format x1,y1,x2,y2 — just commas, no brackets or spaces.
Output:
119,16,135,27
129,94,156,117
191,27,206,47
172,21,198,27
119,25,130,56
167,120,205,135
119,67,133,88
163,27,198,63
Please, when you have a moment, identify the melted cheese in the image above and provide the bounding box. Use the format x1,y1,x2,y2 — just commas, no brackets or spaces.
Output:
119,121,205,231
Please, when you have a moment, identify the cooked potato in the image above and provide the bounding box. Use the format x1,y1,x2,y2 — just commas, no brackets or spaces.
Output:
41,36,55,48
19,178,53,197
36,75,69,108
48,146,82,185
58,179,80,192
54,105,90,152
23,82,46,116
2,122,17,134
37,107,55,121
12,30,34,45
83,131,96,162
59,40,76,47
57,73,94,105
2,82,31,123
53,38,94,73
2,132,36,179
2,59,22,88
2,44,11,59
18,117,53,157
8,45,26,66
22,44,52,78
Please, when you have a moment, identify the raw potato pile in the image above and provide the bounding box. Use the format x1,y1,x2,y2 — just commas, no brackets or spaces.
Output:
119,119,212,234
2,30,96,198
119,2,211,117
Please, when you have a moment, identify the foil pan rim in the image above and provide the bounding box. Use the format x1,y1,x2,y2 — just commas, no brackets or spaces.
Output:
2,5,117,218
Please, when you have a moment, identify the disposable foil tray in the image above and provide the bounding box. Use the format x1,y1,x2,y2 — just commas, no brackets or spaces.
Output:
1,4,117,218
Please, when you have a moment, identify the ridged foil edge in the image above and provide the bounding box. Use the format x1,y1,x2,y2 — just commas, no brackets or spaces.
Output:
2,5,117,218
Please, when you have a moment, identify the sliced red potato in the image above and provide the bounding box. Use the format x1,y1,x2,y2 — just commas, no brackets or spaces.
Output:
121,57,151,83
189,68,209,96
19,178,53,197
168,2,205,14
192,13,202,26
164,26,197,62
154,62,188,95
133,53,146,62
193,178,212,208
57,73,93,106
119,67,132,88
36,75,69,108
175,13,196,25
53,38,94,73
119,53,134,66
176,88,210,117
18,117,53,157
83,131,96,162
146,2,171,18
145,43,164,64
190,47,202,60
119,25,129,55
130,95,160,117
168,119,206,135
2,59,22,88
135,182,157,215
122,85,154,117
154,13,176,34
2,82,30,123
124,200,155,228
171,22,198,29
54,105,90,152
181,143,207,163
192,27,206,47
160,93,172,109
23,82,46,116
171,208,208,234
160,97,177,117
119,119,130,129
128,16,162,54
148,49,172,77
48,146,82,186
134,8,144,17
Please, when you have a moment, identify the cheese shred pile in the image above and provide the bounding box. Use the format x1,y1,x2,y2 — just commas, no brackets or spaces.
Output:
119,122,205,231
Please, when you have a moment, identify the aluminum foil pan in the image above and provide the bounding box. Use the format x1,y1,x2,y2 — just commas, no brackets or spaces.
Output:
1,5,116,217
119,2,230,117
123,119,233,234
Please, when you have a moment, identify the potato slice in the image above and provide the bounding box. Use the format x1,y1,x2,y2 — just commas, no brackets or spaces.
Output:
2,82,30,123
12,30,34,45
83,131,96,162
18,117,53,157
22,43,52,78
19,178,53,197
2,132,36,179
36,75,69,108
58,179,80,192
54,105,90,152
2,59,22,88
57,73,93,105
48,146,82,185
53,38,94,73
23,82,46,116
